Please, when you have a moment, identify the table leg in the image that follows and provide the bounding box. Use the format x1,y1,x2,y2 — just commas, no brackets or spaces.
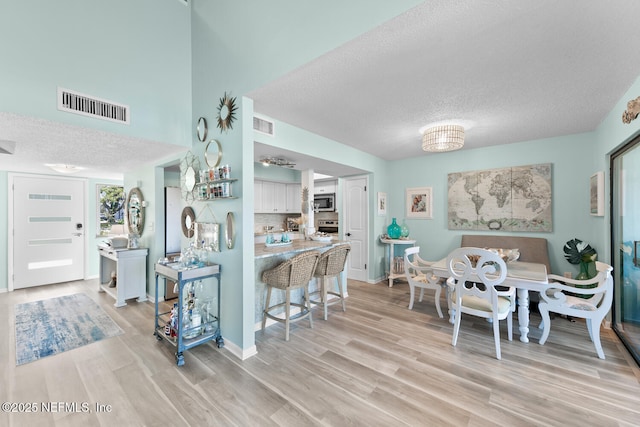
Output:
388,243,394,287
517,288,530,343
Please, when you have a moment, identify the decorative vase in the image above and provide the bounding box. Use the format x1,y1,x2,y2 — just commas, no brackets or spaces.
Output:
400,219,410,238
574,260,597,299
387,218,402,239
576,260,596,280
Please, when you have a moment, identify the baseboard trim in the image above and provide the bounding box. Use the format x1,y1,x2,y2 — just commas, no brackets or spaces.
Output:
223,339,258,360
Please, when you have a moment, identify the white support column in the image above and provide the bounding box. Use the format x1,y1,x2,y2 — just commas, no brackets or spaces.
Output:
301,169,315,237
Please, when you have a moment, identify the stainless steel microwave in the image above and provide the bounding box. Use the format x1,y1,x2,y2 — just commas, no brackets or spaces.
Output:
314,193,335,212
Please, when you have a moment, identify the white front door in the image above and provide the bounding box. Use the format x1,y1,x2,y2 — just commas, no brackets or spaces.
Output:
344,175,368,281
11,175,86,289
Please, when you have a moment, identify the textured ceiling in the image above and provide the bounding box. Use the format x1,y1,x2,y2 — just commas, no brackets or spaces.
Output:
2,2,640,180
0,112,185,180
249,1,640,165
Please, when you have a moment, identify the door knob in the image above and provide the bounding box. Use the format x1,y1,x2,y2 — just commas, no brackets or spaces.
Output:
346,232,352,237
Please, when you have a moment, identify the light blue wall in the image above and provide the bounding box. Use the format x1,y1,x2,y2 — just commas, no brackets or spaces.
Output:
190,0,421,354
254,164,300,182
593,76,640,263
0,0,191,293
0,0,192,147
387,133,600,276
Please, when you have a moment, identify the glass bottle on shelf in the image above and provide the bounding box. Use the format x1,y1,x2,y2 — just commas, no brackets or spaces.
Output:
400,219,410,238
387,218,402,239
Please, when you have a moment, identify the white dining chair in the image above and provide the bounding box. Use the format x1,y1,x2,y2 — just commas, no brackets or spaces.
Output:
539,261,613,359
446,247,515,360
403,247,444,318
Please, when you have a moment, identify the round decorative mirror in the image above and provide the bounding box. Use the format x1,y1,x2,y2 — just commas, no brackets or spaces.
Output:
126,187,145,236
205,139,223,168
196,117,208,142
225,211,235,249
180,151,200,203
181,206,195,238
216,92,237,132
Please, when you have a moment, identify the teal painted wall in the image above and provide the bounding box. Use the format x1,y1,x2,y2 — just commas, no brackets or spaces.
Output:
386,133,600,277
0,0,192,147
190,0,421,353
593,76,640,264
254,164,300,182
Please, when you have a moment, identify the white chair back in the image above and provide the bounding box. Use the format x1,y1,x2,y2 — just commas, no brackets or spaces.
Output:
539,261,613,359
404,246,443,317
446,247,514,359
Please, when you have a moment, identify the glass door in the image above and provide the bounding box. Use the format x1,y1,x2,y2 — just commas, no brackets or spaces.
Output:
612,136,640,365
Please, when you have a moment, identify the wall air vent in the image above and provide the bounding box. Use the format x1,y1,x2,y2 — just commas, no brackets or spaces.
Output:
253,116,274,136
57,87,130,125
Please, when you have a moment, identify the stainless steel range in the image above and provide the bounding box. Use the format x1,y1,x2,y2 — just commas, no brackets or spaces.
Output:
317,219,339,234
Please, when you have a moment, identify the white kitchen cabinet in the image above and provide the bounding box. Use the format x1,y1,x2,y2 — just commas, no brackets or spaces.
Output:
286,183,301,213
255,179,301,213
260,180,287,213
314,179,337,194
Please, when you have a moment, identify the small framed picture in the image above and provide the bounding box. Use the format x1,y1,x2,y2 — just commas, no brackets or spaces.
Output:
406,187,433,219
590,171,604,216
377,192,387,216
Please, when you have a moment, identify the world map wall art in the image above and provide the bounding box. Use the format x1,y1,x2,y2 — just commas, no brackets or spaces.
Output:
447,163,552,232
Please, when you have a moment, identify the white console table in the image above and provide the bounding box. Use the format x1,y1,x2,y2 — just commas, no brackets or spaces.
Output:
380,237,416,287
98,245,148,307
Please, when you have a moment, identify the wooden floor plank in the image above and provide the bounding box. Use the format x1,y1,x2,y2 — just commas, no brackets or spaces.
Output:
1,278,639,426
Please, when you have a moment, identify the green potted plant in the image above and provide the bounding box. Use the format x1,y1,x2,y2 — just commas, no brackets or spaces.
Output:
563,238,598,298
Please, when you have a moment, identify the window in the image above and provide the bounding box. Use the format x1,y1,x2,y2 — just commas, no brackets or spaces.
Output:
97,184,125,236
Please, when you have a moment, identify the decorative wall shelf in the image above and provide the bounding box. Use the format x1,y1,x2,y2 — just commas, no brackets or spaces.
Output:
195,178,238,201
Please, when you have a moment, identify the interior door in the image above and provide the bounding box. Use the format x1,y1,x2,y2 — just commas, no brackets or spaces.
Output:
12,175,86,289
344,175,368,281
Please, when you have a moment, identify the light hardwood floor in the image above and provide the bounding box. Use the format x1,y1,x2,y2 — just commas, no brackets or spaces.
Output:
1,278,639,426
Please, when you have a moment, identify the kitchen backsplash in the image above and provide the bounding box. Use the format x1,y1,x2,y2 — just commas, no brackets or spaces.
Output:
254,212,338,234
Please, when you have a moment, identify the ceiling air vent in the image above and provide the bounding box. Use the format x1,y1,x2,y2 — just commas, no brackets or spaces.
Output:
253,116,274,136
57,87,130,125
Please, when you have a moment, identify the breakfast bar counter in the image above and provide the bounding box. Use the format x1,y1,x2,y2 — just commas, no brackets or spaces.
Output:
254,239,349,325
255,239,346,259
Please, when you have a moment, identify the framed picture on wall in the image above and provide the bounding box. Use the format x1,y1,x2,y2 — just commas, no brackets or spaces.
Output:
590,171,604,216
377,192,387,216
406,187,433,219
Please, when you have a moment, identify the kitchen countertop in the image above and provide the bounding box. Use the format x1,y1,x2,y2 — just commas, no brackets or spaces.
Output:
255,239,347,259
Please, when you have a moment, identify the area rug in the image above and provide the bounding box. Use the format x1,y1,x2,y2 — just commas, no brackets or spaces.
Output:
15,293,123,365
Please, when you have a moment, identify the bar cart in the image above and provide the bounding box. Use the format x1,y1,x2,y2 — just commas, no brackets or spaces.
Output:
154,261,223,366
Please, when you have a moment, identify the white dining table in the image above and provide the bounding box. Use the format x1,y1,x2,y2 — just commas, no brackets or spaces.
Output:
431,259,549,343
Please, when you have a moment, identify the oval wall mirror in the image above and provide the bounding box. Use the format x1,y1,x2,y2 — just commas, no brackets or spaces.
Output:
196,117,208,142
205,139,223,168
181,206,195,238
225,211,235,249
126,187,145,236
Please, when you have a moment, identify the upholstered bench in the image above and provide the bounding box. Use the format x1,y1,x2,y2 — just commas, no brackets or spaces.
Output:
460,234,551,273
